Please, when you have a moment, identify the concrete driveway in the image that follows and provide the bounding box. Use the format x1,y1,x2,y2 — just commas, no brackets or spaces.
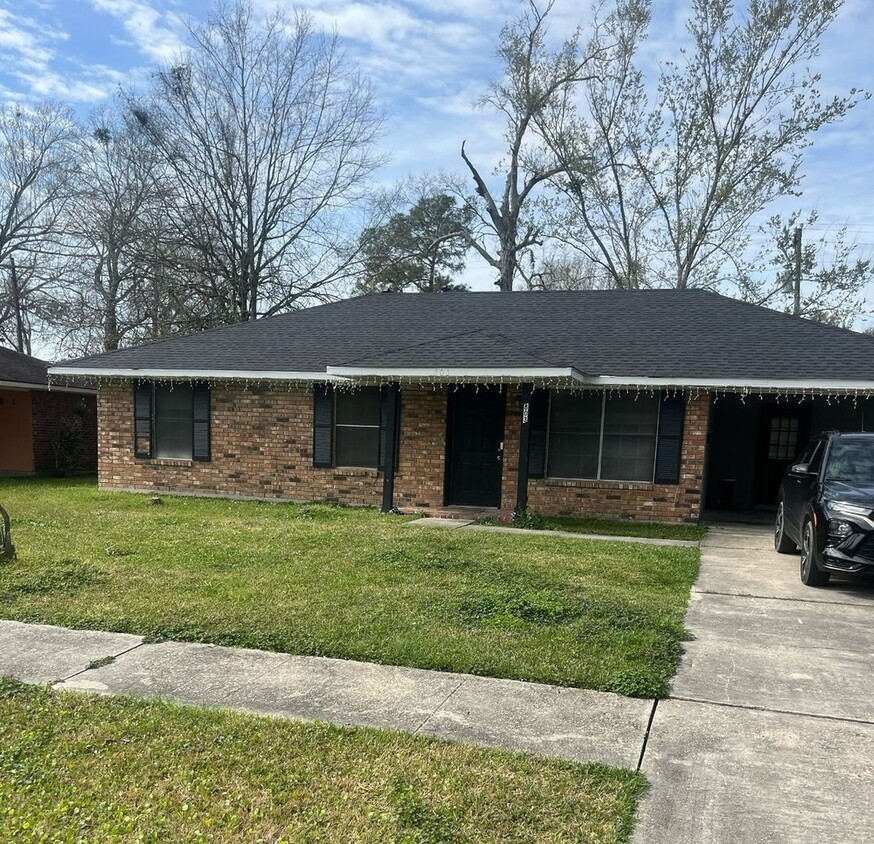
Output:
635,522,874,843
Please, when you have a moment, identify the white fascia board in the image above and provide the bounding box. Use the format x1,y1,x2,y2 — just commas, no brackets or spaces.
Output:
0,379,95,394
47,367,347,382
325,366,587,381
583,376,874,391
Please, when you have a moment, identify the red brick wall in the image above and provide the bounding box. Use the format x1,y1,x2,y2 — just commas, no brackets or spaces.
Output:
98,382,452,509
31,391,98,474
527,392,710,523
97,382,709,522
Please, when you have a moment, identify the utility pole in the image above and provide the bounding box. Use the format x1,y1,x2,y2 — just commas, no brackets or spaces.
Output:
792,226,802,317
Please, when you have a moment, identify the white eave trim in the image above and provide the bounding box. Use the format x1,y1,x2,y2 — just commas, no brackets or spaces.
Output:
48,367,349,382
325,366,587,381
0,379,95,394
584,376,874,391
44,366,874,393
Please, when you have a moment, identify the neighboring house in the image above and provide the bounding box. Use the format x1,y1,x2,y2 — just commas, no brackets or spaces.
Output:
0,347,97,475
49,290,874,522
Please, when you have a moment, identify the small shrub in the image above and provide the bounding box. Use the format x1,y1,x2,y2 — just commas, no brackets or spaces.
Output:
511,507,546,530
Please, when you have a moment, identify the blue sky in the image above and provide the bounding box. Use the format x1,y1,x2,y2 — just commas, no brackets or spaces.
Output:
2,0,873,306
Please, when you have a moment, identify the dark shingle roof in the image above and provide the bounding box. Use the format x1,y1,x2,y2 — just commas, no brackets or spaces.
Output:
50,290,874,383
0,347,49,386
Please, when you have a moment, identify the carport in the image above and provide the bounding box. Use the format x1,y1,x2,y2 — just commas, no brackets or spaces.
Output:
705,392,874,512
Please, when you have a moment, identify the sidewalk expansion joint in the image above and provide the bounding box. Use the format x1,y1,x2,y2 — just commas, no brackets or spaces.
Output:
668,694,874,727
55,640,147,686
412,677,468,735
636,698,659,771
694,588,874,609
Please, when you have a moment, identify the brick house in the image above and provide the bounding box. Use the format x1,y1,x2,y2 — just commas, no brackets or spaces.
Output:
49,290,874,522
0,347,97,475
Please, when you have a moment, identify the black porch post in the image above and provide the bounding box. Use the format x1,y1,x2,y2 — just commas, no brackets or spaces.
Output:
516,382,533,513
381,383,400,513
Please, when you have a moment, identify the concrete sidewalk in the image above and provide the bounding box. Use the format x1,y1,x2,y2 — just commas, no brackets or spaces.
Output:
634,523,874,844
0,619,652,769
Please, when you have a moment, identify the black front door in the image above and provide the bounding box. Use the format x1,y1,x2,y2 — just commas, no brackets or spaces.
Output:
447,386,505,507
755,405,812,505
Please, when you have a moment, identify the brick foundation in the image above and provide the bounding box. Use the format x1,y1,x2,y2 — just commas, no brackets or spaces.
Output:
97,383,709,523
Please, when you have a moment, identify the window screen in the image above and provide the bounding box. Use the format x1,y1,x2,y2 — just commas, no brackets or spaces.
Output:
547,391,660,482
154,384,193,459
335,388,381,468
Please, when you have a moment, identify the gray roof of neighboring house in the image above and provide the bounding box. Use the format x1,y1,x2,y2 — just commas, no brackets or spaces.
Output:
0,347,50,386
48,289,874,385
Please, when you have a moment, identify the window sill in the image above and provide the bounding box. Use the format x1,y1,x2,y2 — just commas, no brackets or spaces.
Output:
331,467,379,476
540,477,654,490
137,458,195,467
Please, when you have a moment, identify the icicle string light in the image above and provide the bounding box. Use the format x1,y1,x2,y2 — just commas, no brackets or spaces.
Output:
45,372,874,405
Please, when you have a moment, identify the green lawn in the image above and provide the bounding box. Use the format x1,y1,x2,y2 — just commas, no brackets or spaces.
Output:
0,478,699,697
478,513,707,541
0,679,644,844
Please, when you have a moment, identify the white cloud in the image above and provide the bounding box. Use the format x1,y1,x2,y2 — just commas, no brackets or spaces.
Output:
0,7,65,71
89,0,186,63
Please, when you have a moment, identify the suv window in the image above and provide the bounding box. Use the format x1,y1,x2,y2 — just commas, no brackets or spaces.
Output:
807,440,825,473
797,439,820,466
825,439,874,482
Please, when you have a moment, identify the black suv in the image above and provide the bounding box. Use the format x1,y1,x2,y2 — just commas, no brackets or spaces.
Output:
775,431,874,586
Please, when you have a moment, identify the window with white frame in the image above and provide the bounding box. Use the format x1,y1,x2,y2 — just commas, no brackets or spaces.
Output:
547,392,660,482
334,388,381,468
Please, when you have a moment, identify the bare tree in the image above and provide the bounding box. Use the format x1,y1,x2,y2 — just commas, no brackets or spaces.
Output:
526,248,616,290
48,107,180,352
541,0,651,288
545,0,867,291
128,1,384,323
459,0,599,291
0,102,77,352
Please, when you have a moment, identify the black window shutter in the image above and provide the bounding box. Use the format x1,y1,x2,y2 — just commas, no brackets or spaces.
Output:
134,382,153,458
313,384,334,468
192,383,211,462
655,392,686,484
378,385,401,472
527,388,550,479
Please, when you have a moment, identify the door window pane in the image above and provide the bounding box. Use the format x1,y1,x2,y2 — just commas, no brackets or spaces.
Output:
335,388,380,468
768,416,800,461
155,385,193,459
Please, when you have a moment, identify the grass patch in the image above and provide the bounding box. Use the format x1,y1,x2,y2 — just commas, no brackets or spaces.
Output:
0,681,644,843
0,478,700,697
479,513,707,542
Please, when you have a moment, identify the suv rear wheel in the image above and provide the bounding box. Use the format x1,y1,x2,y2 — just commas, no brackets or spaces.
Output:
774,501,797,553
800,520,830,587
